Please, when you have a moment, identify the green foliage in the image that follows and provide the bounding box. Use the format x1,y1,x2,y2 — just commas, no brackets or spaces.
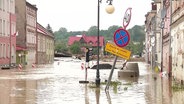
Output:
53,25,145,55
128,25,145,42
86,26,97,36
125,41,143,55
46,24,53,33
69,42,82,54
55,43,68,53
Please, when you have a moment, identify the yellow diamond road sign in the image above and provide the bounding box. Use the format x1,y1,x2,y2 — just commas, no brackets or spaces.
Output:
105,42,131,60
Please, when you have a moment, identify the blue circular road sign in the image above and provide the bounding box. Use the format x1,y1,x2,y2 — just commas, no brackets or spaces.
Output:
114,28,130,47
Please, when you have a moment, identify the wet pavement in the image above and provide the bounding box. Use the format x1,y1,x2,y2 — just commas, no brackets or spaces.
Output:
0,57,184,104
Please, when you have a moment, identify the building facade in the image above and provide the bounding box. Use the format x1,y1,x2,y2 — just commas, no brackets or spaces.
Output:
0,0,16,68
15,0,37,67
145,3,157,69
171,0,184,83
162,0,172,74
37,23,54,64
145,0,184,83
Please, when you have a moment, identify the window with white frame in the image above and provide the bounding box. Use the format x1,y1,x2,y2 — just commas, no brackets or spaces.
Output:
38,35,40,51
7,21,10,36
43,37,45,52
3,20,5,36
2,0,5,11
0,0,2,10
11,45,15,58
7,44,10,58
3,44,6,58
11,22,15,35
10,0,15,14
27,31,29,43
7,0,10,12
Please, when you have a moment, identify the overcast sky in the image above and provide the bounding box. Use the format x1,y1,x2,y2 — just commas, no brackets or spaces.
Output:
26,0,152,31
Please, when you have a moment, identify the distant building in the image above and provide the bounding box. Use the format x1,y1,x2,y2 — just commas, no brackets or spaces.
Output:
68,34,105,55
68,34,104,47
15,0,37,67
0,0,16,68
37,23,54,64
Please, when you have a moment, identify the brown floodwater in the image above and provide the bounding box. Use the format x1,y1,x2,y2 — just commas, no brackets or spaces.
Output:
0,57,183,104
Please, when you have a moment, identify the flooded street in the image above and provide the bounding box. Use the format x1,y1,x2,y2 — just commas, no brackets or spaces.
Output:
0,57,184,104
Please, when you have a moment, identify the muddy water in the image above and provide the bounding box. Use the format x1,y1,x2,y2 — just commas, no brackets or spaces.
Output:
0,57,183,104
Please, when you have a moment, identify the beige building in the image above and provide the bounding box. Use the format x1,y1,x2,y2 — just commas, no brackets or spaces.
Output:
171,0,184,83
37,23,54,64
15,0,37,67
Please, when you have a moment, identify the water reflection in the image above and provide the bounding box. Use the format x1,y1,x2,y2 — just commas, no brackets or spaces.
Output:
95,88,100,104
106,91,112,104
85,84,89,104
0,58,184,104
0,78,37,104
144,67,173,104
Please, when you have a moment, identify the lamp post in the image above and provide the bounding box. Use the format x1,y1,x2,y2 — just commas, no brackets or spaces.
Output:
96,0,114,87
160,18,164,72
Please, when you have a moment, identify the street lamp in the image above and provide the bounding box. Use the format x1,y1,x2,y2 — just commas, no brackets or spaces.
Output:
96,0,114,87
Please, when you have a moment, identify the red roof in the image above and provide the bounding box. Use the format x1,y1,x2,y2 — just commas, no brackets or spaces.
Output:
68,34,104,47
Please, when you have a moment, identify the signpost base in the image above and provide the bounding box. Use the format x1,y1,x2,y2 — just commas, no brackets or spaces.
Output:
79,81,89,84
105,56,118,91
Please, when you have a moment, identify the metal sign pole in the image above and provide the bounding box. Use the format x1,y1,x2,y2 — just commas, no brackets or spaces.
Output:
105,7,132,91
105,56,118,91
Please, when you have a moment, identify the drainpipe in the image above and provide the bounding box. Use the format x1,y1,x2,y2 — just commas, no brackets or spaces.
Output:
9,13,12,68
168,0,172,77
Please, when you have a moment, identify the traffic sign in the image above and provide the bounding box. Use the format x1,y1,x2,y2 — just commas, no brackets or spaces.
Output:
123,8,132,29
105,42,131,60
114,28,130,47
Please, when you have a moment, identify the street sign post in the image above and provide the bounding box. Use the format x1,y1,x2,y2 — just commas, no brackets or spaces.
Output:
105,7,132,92
105,42,131,60
123,8,132,29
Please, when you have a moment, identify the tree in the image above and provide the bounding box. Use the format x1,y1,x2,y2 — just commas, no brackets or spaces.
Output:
55,43,68,53
69,42,82,54
86,26,97,36
46,24,53,33
59,27,67,33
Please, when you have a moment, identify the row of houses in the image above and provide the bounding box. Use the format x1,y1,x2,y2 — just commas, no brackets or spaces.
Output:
0,0,54,68
145,0,184,83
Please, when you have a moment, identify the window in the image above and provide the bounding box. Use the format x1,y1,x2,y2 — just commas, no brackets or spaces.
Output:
0,0,2,10
7,0,10,12
2,0,5,11
38,35,40,51
10,0,15,13
11,22,15,35
0,19,2,35
11,45,15,58
3,20,5,36
3,44,6,58
7,21,10,36
7,44,10,58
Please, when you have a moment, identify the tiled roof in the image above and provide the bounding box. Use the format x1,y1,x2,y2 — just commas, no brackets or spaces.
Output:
68,34,104,47
37,23,54,38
